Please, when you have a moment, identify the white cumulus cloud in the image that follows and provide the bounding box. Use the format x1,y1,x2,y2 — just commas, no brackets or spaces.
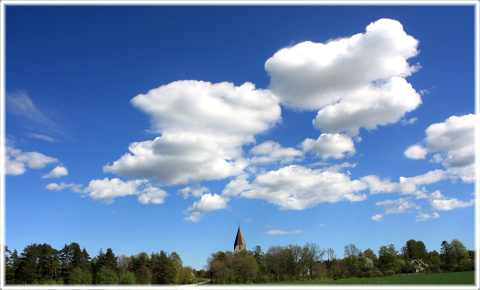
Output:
84,178,149,204
405,114,477,183
105,80,281,185
425,114,477,182
42,165,68,178
221,175,251,197
184,193,229,222
241,165,368,210
5,146,59,176
178,186,210,199
46,178,168,205
312,77,421,135
265,18,419,111
266,18,422,156
430,198,474,211
45,182,83,193
249,141,303,164
138,186,168,205
301,133,355,159
404,145,428,159
361,169,448,196
372,214,384,221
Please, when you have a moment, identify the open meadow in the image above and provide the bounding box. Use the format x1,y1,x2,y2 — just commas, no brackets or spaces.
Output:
277,271,475,285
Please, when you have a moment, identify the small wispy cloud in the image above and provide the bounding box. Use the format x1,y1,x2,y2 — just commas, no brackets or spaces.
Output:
244,218,254,223
265,230,303,235
29,133,57,143
372,214,384,221
7,92,71,140
401,117,418,126
416,211,440,222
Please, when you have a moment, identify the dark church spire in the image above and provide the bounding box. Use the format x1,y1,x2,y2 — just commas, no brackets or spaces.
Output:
234,226,246,254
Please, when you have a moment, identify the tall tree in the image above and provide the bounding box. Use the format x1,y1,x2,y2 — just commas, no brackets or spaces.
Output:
344,244,363,277
117,255,131,283
169,252,183,284
103,248,117,271
378,244,399,273
284,244,302,279
450,239,469,271
207,251,232,284
402,239,427,262
302,242,323,279
266,246,283,282
152,251,178,284
130,252,151,284
253,245,266,276
440,241,455,272
326,248,336,279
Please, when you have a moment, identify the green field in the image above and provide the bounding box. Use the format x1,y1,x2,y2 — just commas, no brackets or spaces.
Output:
276,271,475,285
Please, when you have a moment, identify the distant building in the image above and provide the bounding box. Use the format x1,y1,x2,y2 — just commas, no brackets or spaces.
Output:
410,260,425,272
233,226,246,254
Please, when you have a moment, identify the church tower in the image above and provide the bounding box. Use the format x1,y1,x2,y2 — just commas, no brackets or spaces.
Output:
233,226,246,254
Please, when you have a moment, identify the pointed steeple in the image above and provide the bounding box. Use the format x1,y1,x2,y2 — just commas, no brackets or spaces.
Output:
233,226,246,254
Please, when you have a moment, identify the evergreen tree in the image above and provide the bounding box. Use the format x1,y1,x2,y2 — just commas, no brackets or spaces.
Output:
440,241,456,272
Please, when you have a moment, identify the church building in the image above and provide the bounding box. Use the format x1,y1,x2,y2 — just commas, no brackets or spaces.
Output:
233,226,246,254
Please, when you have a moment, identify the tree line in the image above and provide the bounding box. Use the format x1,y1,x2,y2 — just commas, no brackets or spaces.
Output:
4,242,205,285
207,238,475,284
4,238,474,285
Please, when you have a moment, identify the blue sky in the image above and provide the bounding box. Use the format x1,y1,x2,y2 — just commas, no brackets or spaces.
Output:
3,4,477,270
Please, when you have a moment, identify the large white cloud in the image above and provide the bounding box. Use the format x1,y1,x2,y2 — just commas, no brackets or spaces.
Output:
105,81,281,185
131,80,280,136
265,18,420,111
266,18,421,159
241,165,368,210
104,134,248,185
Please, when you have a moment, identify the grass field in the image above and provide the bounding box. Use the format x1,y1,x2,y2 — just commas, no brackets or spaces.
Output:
276,271,475,285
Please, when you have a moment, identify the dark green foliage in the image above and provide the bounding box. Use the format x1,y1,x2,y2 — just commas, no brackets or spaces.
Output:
121,271,136,284
68,266,92,284
151,251,178,284
95,265,118,284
